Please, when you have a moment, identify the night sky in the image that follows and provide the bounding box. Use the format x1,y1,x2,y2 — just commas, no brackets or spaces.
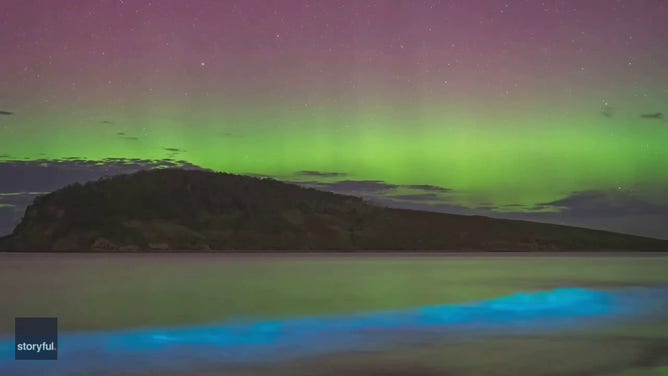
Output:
1,1,667,239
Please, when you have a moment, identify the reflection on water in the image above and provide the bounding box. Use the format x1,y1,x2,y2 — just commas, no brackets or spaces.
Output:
2,286,668,375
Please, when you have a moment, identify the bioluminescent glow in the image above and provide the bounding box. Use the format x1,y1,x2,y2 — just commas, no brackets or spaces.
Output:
2,287,667,375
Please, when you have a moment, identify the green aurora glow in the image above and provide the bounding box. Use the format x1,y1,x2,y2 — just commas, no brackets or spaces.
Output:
2,106,667,210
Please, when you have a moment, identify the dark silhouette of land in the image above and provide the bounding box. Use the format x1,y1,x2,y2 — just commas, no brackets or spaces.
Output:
1,169,666,252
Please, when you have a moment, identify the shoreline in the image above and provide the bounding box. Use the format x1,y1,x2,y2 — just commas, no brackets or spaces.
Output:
1,250,668,259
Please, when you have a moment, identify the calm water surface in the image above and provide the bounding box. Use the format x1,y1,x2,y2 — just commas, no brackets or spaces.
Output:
1,252,667,375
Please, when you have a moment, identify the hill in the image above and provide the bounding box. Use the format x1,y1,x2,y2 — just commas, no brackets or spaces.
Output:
1,169,666,251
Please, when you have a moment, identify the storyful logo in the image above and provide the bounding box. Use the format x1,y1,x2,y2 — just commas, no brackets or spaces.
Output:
15,317,58,360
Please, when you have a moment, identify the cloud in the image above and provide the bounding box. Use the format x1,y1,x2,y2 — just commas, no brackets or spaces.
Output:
289,177,465,214
301,180,399,194
380,190,668,239
386,193,441,202
403,184,451,193
538,190,668,217
287,176,668,239
0,158,203,193
115,132,139,140
639,113,663,120
220,132,237,137
264,172,459,208
163,147,186,159
489,190,668,240
241,173,276,179
163,147,184,153
600,106,613,118
294,170,347,178
286,176,454,204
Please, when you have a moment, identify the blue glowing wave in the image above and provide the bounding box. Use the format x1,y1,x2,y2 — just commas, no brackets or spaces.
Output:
1,287,667,375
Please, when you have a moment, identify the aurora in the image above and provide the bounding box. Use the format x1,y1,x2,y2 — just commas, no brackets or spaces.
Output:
0,1,667,238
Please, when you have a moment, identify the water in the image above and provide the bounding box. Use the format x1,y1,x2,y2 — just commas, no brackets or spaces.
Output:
1,253,667,375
